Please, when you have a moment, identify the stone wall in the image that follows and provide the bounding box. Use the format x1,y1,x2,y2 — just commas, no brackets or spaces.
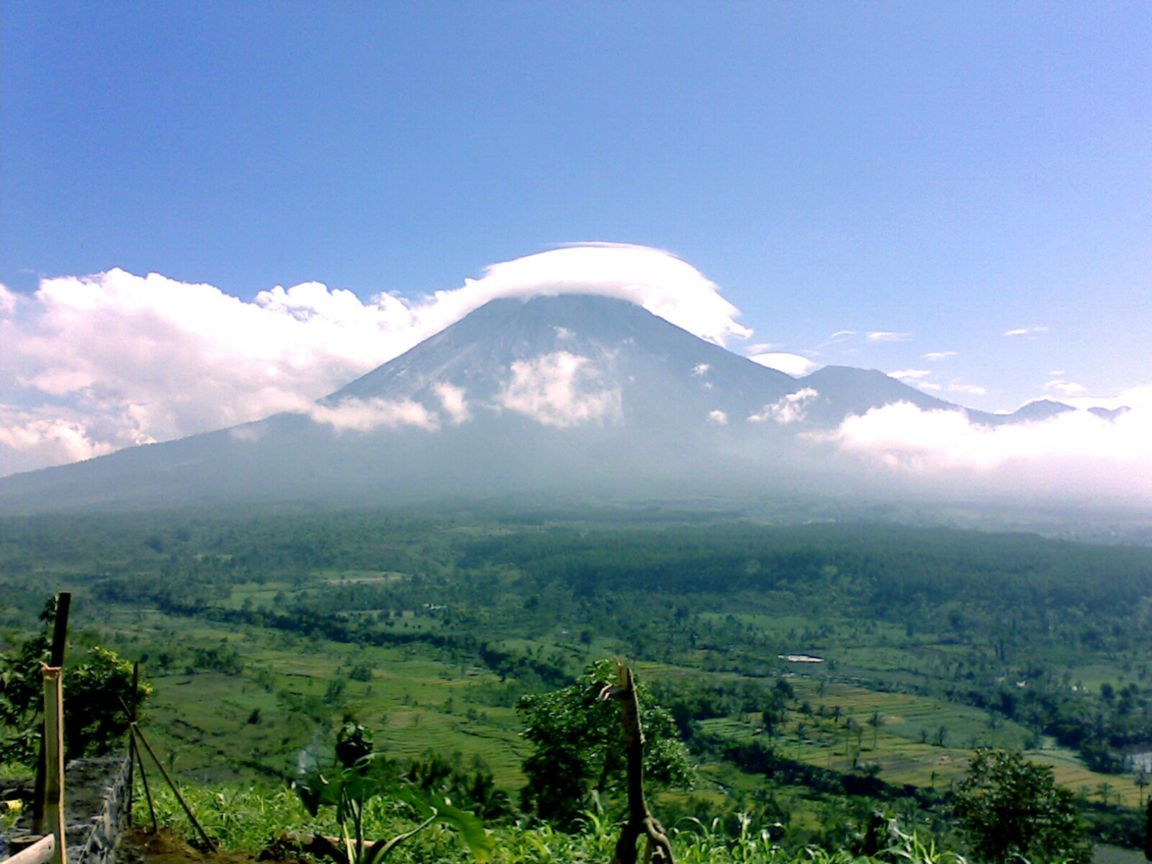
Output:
0,756,130,864
70,756,131,864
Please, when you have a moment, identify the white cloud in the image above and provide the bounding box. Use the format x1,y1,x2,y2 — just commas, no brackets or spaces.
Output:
307,398,439,432
423,243,750,347
1044,379,1088,396
948,382,987,396
829,401,1152,504
0,404,121,471
866,331,910,343
921,351,957,362
0,284,17,316
1004,325,1049,337
824,330,856,344
496,351,621,428
434,383,471,424
0,245,743,475
1064,384,1152,413
749,352,821,376
0,269,414,452
707,409,729,425
692,363,710,377
748,388,820,425
889,369,932,381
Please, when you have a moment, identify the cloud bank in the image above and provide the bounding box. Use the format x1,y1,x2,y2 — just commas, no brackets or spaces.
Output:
828,391,1152,505
0,244,740,475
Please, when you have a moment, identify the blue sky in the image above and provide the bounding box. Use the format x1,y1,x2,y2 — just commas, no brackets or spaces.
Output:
2,2,1151,483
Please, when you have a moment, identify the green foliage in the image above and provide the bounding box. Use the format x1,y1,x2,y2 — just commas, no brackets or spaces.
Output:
516,658,693,829
403,751,513,822
0,601,54,767
136,783,326,850
0,600,144,765
140,779,968,864
953,749,1091,864
295,723,493,864
65,646,151,758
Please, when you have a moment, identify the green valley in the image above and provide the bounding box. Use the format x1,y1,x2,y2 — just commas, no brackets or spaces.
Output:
4,503,1152,857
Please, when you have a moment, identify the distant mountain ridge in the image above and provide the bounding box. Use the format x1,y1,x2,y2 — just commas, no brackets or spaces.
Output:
0,294,1117,512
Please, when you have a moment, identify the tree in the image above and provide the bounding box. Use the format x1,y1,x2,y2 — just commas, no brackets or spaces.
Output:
65,646,151,758
868,710,883,749
1,600,150,766
954,748,1091,864
516,658,692,829
0,602,55,766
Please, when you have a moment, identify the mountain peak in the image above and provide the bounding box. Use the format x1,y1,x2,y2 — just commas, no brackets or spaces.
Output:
326,290,795,429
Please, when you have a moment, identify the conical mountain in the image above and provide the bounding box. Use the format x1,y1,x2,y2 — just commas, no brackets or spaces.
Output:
326,294,798,430
0,293,1042,513
0,295,796,511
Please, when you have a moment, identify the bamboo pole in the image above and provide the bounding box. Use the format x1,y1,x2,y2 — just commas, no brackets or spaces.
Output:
32,594,70,835
132,734,158,833
41,665,67,864
130,724,216,850
3,834,55,864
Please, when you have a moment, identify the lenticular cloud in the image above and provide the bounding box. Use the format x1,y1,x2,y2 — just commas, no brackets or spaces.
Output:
445,243,751,346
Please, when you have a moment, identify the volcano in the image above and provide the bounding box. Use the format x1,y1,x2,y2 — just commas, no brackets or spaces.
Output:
0,294,1071,513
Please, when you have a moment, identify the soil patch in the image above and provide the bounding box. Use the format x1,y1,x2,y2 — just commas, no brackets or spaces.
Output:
116,828,258,864
116,828,315,864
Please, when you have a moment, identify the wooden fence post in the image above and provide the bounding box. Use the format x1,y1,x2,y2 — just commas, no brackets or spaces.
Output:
41,665,67,864
32,593,70,835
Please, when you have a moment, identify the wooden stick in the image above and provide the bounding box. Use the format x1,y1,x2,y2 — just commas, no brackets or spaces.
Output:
32,594,70,835
41,666,67,864
133,732,158,833
126,663,139,825
130,724,216,850
48,595,71,668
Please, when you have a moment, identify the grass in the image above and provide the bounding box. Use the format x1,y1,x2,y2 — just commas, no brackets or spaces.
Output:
136,780,969,863
106,606,529,788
